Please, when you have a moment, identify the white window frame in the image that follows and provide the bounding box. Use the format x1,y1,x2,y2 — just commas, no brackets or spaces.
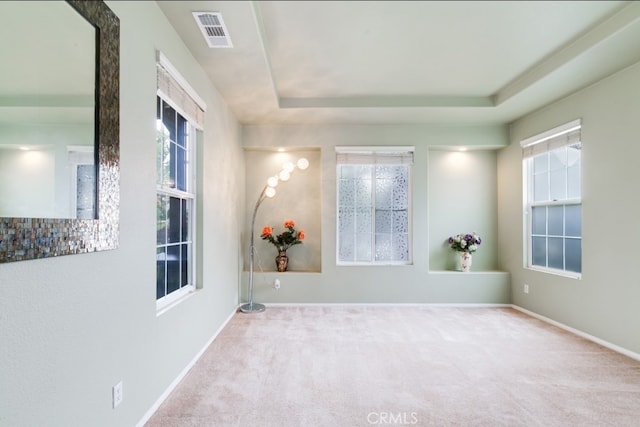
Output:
335,146,414,266
521,119,582,279
156,52,206,311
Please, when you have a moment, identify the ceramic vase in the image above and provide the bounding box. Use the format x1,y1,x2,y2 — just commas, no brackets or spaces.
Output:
460,251,472,272
276,250,288,272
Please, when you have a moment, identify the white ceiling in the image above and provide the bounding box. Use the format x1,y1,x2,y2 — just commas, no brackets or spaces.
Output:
157,1,640,126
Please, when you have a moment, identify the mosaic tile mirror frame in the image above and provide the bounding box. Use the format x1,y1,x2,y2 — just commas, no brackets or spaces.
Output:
0,0,120,263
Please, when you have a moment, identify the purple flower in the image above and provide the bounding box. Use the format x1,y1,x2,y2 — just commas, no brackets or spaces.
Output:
449,232,482,253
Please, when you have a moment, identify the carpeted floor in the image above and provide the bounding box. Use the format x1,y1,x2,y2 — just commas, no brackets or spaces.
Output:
146,306,640,426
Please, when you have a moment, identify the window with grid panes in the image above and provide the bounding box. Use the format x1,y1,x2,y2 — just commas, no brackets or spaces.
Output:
522,120,582,276
156,97,194,301
336,148,413,264
155,52,205,307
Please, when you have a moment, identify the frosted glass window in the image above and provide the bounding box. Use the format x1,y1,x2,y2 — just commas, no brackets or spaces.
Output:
548,237,564,270
393,233,409,261
532,237,546,266
533,172,549,202
375,233,392,261
393,210,409,233
529,203,581,272
338,207,355,233
550,169,566,201
534,154,548,173
356,179,372,206
356,233,372,262
338,179,355,207
522,121,581,276
338,234,354,262
355,208,372,233
548,206,563,236
550,148,565,170
375,210,392,233
565,205,581,237
565,239,582,273
567,164,581,199
532,207,546,235
375,178,393,209
336,151,412,265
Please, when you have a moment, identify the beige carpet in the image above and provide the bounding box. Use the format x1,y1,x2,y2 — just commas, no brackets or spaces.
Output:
146,306,640,426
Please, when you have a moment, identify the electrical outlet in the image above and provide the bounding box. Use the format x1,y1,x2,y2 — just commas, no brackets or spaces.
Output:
274,279,281,290
524,284,529,294
112,381,123,408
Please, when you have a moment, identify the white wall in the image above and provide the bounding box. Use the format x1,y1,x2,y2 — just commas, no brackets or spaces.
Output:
498,60,640,354
0,2,244,426
242,125,510,304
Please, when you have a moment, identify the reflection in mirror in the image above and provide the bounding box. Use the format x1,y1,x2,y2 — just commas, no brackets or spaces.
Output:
0,1,96,219
0,0,119,263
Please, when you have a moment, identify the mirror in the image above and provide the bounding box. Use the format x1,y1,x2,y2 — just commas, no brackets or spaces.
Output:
0,0,119,263
0,1,96,219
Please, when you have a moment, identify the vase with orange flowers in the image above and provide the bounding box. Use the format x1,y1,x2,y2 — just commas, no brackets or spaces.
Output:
260,219,305,272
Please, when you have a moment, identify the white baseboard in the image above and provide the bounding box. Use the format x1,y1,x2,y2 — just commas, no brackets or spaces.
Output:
136,305,240,427
264,302,512,308
511,305,640,363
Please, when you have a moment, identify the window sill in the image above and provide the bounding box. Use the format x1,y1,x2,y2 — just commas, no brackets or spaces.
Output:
525,266,581,280
156,286,196,316
336,262,413,267
429,270,509,274
245,270,321,274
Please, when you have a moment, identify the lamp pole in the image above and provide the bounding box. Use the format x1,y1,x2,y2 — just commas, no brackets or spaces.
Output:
239,157,309,314
239,184,269,313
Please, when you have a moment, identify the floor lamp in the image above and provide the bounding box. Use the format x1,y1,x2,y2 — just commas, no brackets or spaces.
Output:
240,157,309,313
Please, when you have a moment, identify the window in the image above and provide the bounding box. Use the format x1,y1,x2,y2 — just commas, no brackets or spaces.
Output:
156,53,205,307
522,119,581,276
336,147,413,265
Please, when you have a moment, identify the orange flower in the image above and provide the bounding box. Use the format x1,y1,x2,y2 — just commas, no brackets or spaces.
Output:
261,226,273,237
261,220,304,251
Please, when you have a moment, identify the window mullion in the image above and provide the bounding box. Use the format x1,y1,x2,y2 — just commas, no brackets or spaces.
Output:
530,199,580,208
370,166,376,263
547,151,551,205
162,244,168,299
544,205,548,268
157,186,194,199
562,204,566,271
179,200,183,289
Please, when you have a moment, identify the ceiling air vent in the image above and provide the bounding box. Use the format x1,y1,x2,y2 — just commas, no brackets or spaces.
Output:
193,12,233,48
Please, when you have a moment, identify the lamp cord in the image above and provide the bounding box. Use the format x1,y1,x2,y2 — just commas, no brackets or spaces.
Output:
252,246,270,287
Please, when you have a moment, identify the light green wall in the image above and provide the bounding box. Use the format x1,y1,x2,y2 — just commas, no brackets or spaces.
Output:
0,123,92,218
8,2,637,424
244,149,322,273
498,60,640,354
242,125,510,304
428,149,498,272
0,2,243,426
